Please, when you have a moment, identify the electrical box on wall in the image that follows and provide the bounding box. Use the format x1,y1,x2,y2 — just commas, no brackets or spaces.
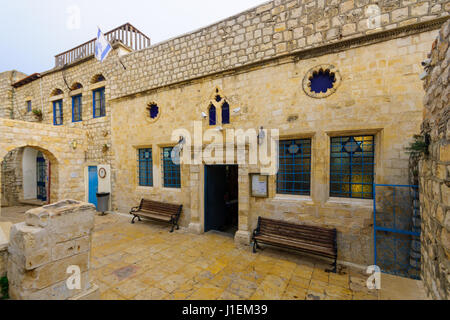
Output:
97,165,111,194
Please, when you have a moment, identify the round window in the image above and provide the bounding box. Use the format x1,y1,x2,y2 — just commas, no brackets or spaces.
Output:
303,65,341,98
146,102,161,123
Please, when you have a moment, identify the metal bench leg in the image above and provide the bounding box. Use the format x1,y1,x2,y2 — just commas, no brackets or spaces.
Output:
131,215,137,224
170,220,175,233
326,259,337,274
253,241,258,253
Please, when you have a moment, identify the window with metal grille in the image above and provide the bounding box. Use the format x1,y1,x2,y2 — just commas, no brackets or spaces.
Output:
72,94,82,122
277,139,312,196
53,100,63,125
26,100,32,112
93,87,106,118
138,148,153,187
330,135,375,199
162,147,181,188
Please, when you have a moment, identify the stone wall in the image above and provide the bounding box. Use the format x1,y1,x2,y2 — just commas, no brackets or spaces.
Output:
0,118,88,210
0,149,23,207
420,19,449,300
109,0,449,100
7,200,99,300
110,29,438,265
0,71,27,119
3,0,447,210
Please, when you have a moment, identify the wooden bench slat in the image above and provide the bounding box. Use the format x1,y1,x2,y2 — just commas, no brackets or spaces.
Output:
255,233,335,251
252,217,337,273
135,212,172,222
259,227,335,243
255,235,336,256
130,199,182,232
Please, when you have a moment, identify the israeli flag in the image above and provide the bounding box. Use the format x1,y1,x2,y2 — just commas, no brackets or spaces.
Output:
95,28,112,62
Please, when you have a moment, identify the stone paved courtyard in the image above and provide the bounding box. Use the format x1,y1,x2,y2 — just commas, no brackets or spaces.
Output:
0,207,428,300
90,213,427,300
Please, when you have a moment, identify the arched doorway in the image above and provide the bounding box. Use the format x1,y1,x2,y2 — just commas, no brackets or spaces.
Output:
1,146,58,219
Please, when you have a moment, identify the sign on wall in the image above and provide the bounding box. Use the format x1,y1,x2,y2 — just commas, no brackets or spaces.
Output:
250,174,269,198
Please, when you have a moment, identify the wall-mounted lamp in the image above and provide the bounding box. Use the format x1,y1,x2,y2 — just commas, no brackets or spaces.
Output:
70,140,78,150
258,126,265,145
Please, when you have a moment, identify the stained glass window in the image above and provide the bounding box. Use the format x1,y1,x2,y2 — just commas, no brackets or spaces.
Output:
330,135,375,199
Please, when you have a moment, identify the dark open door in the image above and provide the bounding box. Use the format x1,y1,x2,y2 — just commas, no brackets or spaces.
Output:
205,166,228,232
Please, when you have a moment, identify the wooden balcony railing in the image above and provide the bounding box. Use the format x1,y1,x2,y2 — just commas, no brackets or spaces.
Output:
54,23,151,67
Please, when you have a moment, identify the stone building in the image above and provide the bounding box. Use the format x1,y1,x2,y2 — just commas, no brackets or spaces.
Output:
0,0,448,270
420,19,449,300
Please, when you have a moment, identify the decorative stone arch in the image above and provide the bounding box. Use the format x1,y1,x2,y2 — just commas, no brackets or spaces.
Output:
50,88,64,97
91,74,106,84
0,118,87,212
1,145,59,205
70,82,83,91
206,87,232,125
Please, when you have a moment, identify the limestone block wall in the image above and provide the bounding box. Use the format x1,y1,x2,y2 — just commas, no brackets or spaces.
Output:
0,71,27,119
110,29,437,265
7,200,97,300
108,0,449,100
420,20,449,300
3,0,447,211
0,118,88,210
0,149,23,207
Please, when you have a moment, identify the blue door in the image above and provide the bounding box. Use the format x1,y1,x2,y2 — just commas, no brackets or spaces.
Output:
36,154,47,202
88,166,98,208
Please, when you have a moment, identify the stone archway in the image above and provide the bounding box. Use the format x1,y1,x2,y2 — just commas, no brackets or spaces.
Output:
0,118,87,213
1,146,59,207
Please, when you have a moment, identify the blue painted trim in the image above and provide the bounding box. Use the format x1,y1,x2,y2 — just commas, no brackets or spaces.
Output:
204,166,208,232
373,182,377,266
93,87,105,118
374,226,420,237
71,94,82,123
53,100,63,126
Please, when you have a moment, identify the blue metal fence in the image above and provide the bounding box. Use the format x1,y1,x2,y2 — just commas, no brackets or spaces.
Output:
373,184,421,279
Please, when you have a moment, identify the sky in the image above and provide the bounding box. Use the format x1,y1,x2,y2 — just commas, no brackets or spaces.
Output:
0,0,267,75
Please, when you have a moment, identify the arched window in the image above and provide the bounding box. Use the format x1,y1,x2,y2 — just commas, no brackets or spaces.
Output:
70,82,83,91
50,88,63,96
221,101,230,124
91,74,105,84
209,105,216,126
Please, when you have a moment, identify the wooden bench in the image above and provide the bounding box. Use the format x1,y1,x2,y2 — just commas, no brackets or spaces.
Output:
252,217,338,273
130,199,182,233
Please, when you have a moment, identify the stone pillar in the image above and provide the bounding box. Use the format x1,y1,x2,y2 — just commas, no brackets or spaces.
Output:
235,164,251,247
7,200,99,300
188,164,203,234
0,222,11,278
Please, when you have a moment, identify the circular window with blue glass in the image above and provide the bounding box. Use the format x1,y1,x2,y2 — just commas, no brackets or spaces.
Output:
303,65,341,99
146,102,161,123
